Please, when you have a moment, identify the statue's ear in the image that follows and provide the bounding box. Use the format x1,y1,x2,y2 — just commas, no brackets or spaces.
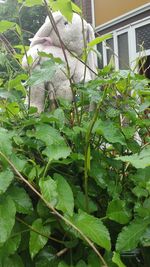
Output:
30,11,62,47
86,24,98,79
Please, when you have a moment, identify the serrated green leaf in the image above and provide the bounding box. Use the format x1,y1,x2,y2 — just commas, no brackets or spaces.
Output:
10,154,27,172
0,128,13,155
43,143,71,161
116,146,150,169
34,124,64,145
94,120,126,145
0,169,14,195
54,173,74,216
8,186,33,214
0,254,24,267
29,218,51,259
39,176,58,207
112,252,126,267
107,199,131,224
116,219,149,252
73,210,111,251
0,196,16,246
132,186,148,198
0,230,21,258
0,20,16,33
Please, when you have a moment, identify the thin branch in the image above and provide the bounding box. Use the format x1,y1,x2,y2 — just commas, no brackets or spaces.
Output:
0,151,108,267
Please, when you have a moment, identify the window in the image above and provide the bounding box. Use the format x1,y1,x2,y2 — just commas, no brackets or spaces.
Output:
118,32,129,70
106,38,114,64
136,23,150,52
97,42,103,68
96,18,150,71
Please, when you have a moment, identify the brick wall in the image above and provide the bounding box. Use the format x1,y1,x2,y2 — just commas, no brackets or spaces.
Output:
73,0,92,24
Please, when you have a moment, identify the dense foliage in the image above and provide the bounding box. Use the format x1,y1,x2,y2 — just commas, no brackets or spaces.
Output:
0,1,150,267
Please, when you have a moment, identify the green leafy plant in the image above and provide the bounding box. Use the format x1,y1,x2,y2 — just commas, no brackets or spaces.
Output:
0,1,150,267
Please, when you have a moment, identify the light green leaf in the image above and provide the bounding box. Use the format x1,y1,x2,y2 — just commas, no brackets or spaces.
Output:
54,173,74,216
116,146,150,169
112,252,126,267
10,154,27,172
106,199,131,224
50,0,73,22
34,124,64,146
0,169,14,195
29,218,51,259
88,34,112,47
116,219,149,252
8,186,33,214
73,210,111,251
0,196,16,246
27,59,62,86
0,20,16,33
39,176,58,207
20,0,43,6
71,2,81,14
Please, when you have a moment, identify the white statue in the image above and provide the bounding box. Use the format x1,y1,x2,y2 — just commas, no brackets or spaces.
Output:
22,11,97,112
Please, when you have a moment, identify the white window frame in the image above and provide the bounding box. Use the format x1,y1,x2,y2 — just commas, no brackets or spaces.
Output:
100,16,150,71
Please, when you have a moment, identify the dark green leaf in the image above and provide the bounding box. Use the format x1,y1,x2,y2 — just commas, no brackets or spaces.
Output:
0,196,16,246
29,218,51,259
8,186,33,214
94,120,126,145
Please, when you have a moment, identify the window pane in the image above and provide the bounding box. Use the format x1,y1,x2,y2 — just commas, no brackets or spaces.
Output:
106,38,114,64
97,42,103,68
136,23,150,52
118,32,129,70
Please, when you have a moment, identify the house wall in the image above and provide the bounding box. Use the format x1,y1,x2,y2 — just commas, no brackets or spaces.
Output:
94,0,150,27
73,0,92,23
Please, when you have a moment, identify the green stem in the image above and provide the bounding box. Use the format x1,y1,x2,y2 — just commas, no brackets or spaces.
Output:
84,88,107,212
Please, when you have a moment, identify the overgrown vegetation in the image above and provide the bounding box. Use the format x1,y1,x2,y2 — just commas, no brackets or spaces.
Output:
0,1,150,267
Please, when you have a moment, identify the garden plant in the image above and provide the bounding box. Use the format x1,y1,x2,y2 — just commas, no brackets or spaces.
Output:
0,1,150,266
